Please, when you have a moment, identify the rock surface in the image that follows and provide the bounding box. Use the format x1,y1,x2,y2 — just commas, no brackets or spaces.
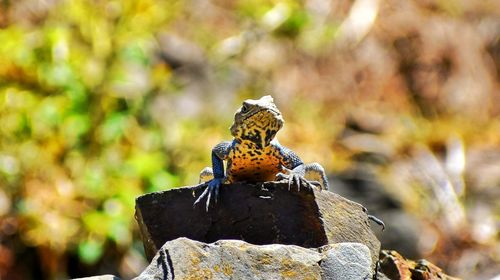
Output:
133,237,373,280
378,250,462,280
135,181,381,269
320,243,372,279
72,275,121,280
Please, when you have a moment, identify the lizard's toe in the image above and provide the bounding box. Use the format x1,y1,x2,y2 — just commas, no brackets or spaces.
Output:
194,178,223,211
276,172,288,182
276,172,312,192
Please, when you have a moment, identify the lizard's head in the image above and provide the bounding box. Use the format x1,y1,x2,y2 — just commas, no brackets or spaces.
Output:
230,95,284,148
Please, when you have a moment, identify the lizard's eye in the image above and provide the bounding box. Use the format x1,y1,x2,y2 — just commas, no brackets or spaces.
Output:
241,104,249,113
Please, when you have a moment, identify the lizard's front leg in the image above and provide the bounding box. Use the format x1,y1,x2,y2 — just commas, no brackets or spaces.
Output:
194,141,231,211
275,145,319,191
276,164,320,191
275,144,329,191
276,164,309,191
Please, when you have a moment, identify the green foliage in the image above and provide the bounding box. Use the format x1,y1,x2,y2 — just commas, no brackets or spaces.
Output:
0,0,188,269
78,239,104,265
275,7,309,37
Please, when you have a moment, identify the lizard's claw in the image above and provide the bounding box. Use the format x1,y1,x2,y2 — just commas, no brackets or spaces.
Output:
276,172,311,191
194,178,223,212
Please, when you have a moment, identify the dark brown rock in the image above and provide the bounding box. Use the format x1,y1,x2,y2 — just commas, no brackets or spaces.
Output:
135,181,381,268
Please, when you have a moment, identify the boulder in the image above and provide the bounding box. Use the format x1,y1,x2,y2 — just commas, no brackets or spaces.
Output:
133,237,373,280
135,181,381,270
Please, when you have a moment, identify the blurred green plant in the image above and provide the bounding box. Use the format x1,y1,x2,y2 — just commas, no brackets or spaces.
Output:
0,0,190,276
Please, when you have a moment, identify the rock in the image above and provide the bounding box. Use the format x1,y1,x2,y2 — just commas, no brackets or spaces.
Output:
332,167,421,259
133,237,373,280
72,275,121,280
135,181,381,270
320,243,372,279
378,250,462,280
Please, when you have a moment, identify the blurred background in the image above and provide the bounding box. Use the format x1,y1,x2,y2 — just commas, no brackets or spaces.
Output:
0,0,498,279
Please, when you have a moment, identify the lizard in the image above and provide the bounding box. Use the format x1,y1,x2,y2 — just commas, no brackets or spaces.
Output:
194,95,328,210
193,95,385,230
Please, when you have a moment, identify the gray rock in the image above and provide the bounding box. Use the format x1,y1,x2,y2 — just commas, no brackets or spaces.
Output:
134,237,373,280
72,275,121,280
320,243,372,280
135,181,381,271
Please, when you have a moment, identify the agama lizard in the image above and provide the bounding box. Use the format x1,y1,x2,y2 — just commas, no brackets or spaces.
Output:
193,95,385,229
194,95,328,209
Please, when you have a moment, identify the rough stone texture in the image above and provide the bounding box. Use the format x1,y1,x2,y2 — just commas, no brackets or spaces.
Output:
135,181,381,269
379,250,462,280
72,275,121,280
320,243,372,280
133,237,373,280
